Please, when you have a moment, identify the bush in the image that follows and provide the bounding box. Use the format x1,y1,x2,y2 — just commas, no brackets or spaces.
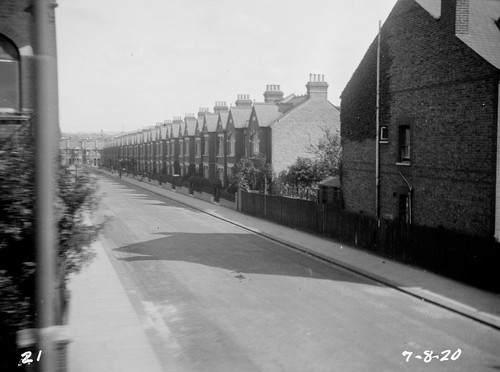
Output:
180,163,198,182
229,154,273,192
0,123,101,369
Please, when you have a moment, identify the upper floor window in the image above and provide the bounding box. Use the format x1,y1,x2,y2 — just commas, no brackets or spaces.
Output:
253,131,260,155
217,135,224,157
227,133,234,156
195,138,201,157
399,125,410,163
204,136,209,156
0,35,20,112
249,133,255,157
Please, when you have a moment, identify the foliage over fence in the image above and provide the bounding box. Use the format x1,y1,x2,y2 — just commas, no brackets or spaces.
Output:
239,191,500,292
271,184,318,202
0,123,102,370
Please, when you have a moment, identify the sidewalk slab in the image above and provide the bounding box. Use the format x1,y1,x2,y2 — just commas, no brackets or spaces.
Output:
67,239,163,372
101,170,500,330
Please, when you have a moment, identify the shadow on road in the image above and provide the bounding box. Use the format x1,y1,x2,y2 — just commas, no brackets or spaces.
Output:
113,232,375,285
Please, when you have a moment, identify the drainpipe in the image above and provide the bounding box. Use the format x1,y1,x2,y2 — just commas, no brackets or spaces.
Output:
399,171,413,224
375,20,381,218
495,81,500,240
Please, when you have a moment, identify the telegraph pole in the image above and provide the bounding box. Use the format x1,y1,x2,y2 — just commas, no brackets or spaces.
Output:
375,20,381,219
34,0,59,370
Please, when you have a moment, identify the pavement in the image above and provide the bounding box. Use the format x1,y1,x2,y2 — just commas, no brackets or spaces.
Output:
67,169,500,371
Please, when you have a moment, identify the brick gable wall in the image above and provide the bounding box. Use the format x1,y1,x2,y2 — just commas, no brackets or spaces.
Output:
341,0,500,237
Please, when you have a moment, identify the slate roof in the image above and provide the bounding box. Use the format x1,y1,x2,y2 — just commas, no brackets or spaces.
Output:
414,0,441,19
160,123,168,139
60,139,104,150
217,112,229,131
170,123,181,138
184,117,197,136
413,0,500,69
252,103,282,127
456,0,500,69
203,113,219,132
229,107,252,129
277,95,308,113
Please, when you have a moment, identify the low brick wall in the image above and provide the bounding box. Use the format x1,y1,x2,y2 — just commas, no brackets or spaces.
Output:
219,197,236,210
201,192,213,203
176,186,191,196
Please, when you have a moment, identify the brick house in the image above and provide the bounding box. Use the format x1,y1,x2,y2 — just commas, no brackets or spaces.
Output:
162,125,170,175
153,123,162,175
0,0,45,137
200,105,224,180
245,77,340,175
177,119,187,176
215,104,230,186
225,95,253,182
159,121,168,175
143,126,153,173
168,118,182,175
195,108,209,176
245,102,281,161
340,0,500,238
146,126,156,174
182,114,197,176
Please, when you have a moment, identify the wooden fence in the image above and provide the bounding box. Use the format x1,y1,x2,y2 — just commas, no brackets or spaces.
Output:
239,190,500,292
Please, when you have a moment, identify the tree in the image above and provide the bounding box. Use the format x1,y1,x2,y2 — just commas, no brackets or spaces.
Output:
280,127,341,187
0,124,101,369
306,127,341,177
278,157,325,187
228,154,273,193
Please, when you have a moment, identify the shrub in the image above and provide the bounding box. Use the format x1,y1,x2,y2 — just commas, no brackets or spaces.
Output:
0,124,101,369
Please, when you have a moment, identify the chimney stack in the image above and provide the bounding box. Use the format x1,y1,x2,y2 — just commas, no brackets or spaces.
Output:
184,113,195,121
263,84,284,103
235,94,252,108
213,101,229,114
197,107,210,119
306,73,329,100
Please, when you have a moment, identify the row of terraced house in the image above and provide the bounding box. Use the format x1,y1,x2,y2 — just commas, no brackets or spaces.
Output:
103,0,500,243
102,74,340,187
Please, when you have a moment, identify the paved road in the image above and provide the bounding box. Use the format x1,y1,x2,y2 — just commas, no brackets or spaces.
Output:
86,176,500,371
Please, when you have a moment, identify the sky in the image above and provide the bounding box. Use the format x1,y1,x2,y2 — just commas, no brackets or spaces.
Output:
56,0,398,134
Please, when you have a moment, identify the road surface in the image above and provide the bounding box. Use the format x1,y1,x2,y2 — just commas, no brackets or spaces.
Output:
83,175,500,371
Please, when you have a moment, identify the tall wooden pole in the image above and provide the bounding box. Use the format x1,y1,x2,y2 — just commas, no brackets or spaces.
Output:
375,20,381,218
34,0,59,370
